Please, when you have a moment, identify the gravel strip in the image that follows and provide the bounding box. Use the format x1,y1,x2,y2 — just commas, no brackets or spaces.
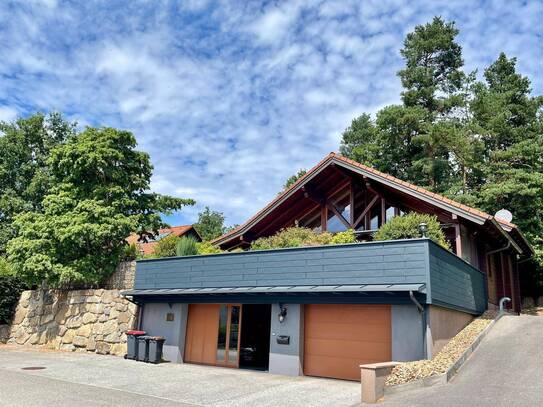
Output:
386,311,497,386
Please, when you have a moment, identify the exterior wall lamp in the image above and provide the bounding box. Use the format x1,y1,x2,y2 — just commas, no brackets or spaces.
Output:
419,222,428,238
278,304,288,323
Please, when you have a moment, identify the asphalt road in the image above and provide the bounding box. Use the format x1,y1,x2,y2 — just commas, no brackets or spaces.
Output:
382,314,543,407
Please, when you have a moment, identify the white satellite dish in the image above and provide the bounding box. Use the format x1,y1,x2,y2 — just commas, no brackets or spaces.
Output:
495,209,513,223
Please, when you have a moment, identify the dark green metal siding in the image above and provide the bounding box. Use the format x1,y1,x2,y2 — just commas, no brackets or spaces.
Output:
133,239,487,314
135,239,428,289
427,241,487,314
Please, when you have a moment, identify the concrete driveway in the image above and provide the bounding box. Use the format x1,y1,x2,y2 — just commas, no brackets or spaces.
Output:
0,346,359,407
382,314,543,407
2,315,541,407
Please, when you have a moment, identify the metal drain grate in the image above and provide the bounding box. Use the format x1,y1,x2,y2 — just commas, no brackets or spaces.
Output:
21,367,46,370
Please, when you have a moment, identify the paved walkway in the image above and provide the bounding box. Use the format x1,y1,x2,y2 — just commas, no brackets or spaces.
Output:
382,314,543,407
0,346,359,407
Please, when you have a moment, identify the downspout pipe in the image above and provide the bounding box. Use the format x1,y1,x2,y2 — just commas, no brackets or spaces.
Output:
121,294,144,331
409,290,424,313
486,241,511,257
410,290,427,359
499,297,511,314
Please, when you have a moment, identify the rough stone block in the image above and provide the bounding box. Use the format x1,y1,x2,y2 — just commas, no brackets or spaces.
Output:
105,331,120,343
77,324,92,337
12,307,27,325
109,343,126,356
102,320,118,336
73,336,88,347
95,341,111,355
62,329,76,344
82,313,97,324
116,312,129,324
60,343,75,352
87,338,96,351
66,316,82,329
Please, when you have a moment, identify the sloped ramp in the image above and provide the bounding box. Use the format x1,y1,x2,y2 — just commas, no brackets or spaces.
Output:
382,315,543,407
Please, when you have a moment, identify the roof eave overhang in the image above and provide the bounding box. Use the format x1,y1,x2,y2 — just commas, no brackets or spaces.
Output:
214,156,530,256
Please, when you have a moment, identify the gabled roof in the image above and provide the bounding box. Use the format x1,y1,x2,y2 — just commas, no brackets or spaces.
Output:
213,153,532,255
127,225,201,255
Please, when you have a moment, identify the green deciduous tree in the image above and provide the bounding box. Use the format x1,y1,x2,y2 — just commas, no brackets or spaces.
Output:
194,206,226,241
7,127,194,286
0,113,75,253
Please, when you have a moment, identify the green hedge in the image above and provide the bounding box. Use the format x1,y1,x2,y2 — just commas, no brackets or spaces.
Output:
0,275,25,324
374,213,449,249
251,228,356,250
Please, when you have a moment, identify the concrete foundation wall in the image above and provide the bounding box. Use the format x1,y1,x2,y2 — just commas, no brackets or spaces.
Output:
268,304,304,376
141,303,188,363
427,305,473,357
391,305,424,361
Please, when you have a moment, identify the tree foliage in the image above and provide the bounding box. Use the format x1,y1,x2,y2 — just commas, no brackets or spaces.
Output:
374,213,449,249
153,234,181,258
283,169,307,190
7,127,194,287
340,16,543,284
0,113,75,254
194,206,226,241
0,274,25,324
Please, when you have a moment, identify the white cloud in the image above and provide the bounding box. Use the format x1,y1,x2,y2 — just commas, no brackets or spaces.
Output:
0,0,541,227
0,106,18,121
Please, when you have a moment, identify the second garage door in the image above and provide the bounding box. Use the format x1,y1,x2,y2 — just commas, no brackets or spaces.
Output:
304,304,391,381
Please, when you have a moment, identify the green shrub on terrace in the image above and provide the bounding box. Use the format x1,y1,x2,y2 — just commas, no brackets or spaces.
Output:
251,227,356,250
154,234,181,258
330,229,357,244
196,241,223,255
374,213,449,249
176,236,199,256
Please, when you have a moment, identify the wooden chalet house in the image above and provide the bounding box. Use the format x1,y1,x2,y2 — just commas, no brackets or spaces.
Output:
124,153,532,381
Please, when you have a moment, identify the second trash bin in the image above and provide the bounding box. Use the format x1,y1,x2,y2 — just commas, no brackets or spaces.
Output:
147,336,166,364
137,336,151,362
125,330,146,360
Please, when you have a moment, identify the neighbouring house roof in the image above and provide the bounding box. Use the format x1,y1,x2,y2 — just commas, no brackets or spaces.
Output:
213,152,532,255
126,225,201,255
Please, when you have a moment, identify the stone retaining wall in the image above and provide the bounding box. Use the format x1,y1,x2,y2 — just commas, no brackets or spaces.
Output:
3,289,138,356
104,261,136,290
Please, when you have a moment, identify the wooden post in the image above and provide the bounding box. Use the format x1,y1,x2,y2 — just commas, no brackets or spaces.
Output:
453,217,462,258
321,205,327,232
349,180,355,227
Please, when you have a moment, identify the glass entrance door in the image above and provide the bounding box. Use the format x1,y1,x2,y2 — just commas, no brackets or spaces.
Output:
216,304,242,367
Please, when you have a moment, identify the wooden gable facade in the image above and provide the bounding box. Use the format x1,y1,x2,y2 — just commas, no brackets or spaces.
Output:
214,153,533,312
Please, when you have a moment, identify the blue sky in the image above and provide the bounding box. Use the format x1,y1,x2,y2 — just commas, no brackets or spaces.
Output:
1,1,542,228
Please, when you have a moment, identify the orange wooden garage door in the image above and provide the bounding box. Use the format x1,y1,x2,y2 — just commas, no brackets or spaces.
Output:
304,304,391,381
184,304,220,365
